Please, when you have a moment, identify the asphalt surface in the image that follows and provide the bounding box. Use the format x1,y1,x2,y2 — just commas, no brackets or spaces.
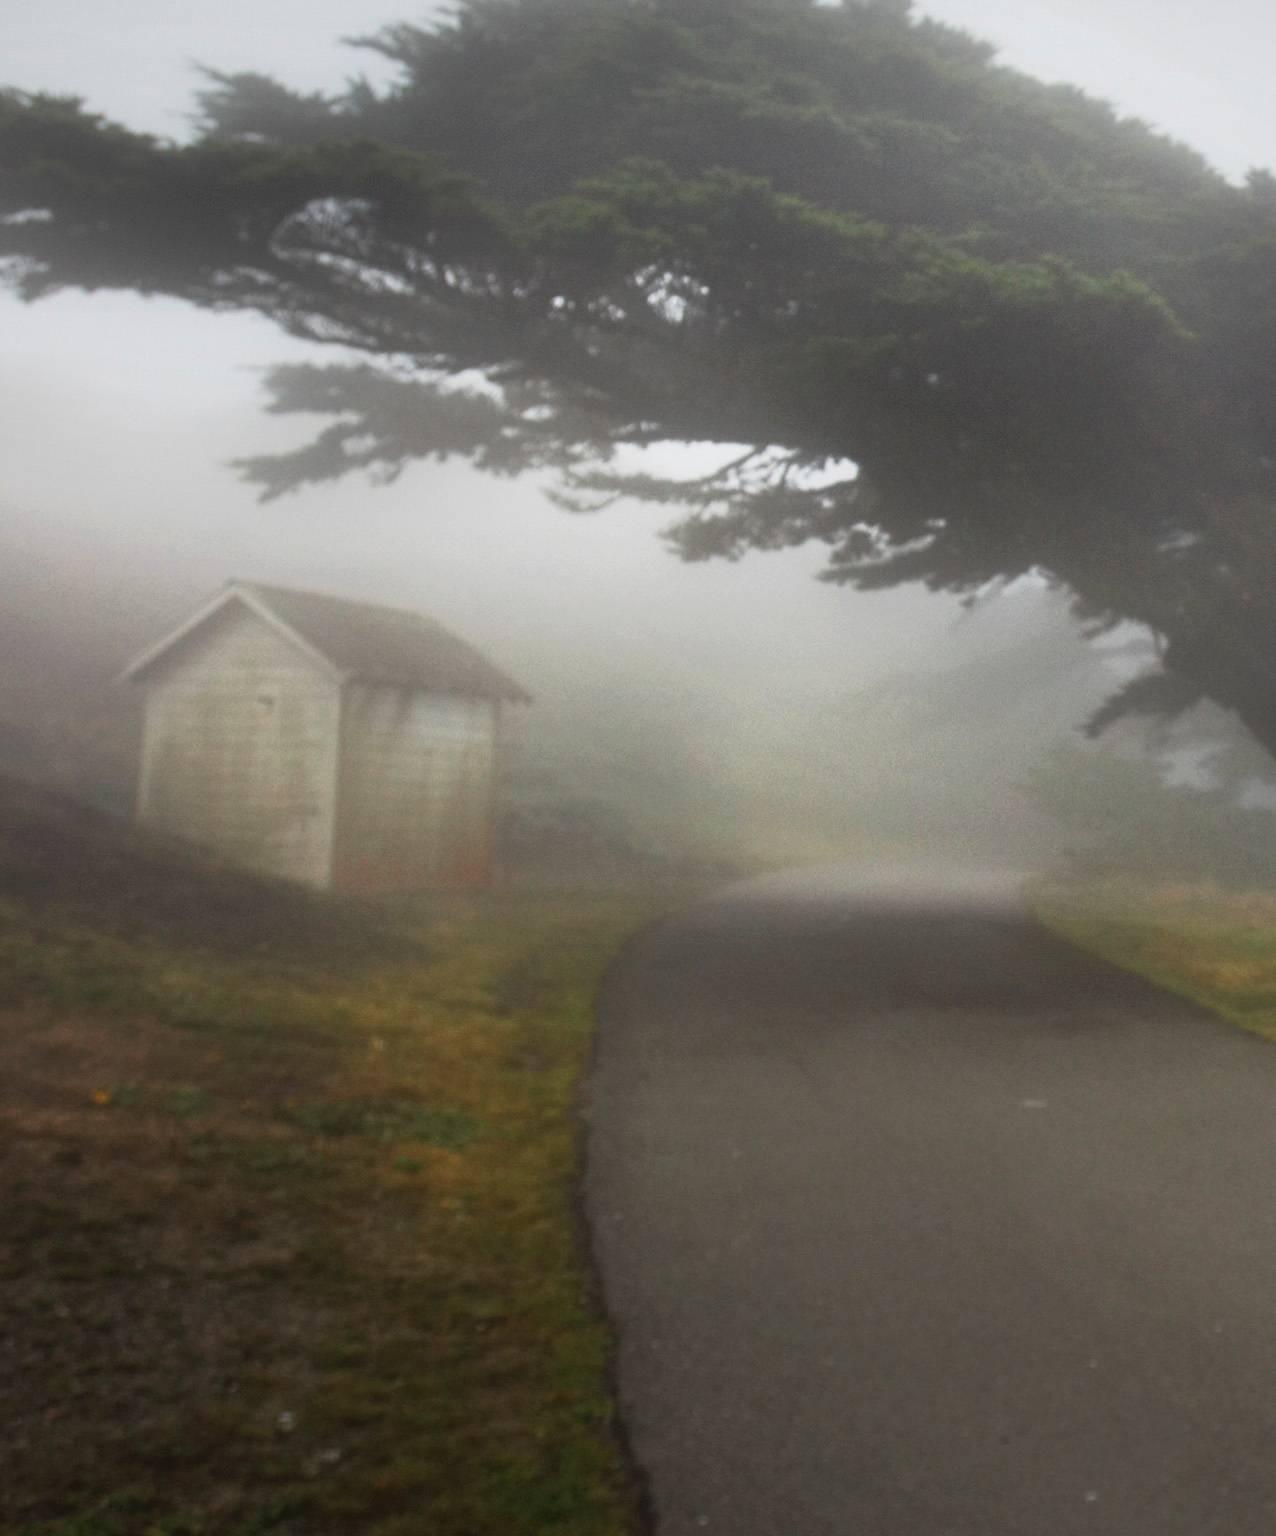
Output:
583,868,1276,1535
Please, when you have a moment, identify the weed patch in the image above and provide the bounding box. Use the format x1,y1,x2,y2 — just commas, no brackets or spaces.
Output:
285,1098,478,1148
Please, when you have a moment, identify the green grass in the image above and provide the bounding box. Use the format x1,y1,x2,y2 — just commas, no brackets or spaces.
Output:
0,781,672,1536
1032,877,1276,1042
280,1096,478,1147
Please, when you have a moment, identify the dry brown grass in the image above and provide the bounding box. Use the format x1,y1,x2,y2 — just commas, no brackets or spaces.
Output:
0,779,666,1536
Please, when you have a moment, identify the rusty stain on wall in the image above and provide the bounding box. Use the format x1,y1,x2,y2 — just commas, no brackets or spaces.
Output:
333,686,498,893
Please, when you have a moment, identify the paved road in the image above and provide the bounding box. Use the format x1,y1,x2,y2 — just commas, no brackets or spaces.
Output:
584,869,1276,1535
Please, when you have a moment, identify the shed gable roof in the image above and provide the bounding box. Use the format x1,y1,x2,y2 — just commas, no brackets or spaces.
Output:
123,581,531,702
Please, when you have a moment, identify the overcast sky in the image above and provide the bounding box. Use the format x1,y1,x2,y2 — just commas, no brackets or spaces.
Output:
924,0,1276,183
3,0,1269,726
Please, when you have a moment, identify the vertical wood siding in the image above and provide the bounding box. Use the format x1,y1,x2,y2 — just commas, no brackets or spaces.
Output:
333,685,497,893
137,606,340,886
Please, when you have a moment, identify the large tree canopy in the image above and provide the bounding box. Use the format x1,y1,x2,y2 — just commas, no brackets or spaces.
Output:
6,0,1276,747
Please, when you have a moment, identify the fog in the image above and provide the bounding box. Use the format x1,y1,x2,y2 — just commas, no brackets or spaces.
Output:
6,0,1276,879
12,17,1276,1533
3,285,1128,870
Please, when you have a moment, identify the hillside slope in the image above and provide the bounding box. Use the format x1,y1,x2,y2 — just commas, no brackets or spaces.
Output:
0,779,650,1536
0,774,412,962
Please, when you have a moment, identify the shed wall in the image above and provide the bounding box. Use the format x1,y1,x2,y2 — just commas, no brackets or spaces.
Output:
137,605,340,886
333,686,498,893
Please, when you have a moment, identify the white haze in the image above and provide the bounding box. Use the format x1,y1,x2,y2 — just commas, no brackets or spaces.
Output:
5,0,1271,869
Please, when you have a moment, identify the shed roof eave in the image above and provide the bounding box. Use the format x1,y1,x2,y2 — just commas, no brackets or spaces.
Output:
117,583,346,687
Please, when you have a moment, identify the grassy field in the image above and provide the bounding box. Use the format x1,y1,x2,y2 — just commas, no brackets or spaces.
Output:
0,780,668,1536
1033,878,1276,1044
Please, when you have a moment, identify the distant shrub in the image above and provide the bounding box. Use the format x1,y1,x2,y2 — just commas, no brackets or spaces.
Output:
1024,746,1276,888
500,796,649,877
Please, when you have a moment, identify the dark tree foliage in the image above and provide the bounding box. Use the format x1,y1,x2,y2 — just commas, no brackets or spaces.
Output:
5,0,1276,748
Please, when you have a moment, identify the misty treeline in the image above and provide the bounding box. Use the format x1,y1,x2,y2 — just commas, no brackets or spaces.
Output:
9,0,1276,876
6,508,1276,885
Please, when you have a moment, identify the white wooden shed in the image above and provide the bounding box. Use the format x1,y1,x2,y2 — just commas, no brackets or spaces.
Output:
122,581,530,893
